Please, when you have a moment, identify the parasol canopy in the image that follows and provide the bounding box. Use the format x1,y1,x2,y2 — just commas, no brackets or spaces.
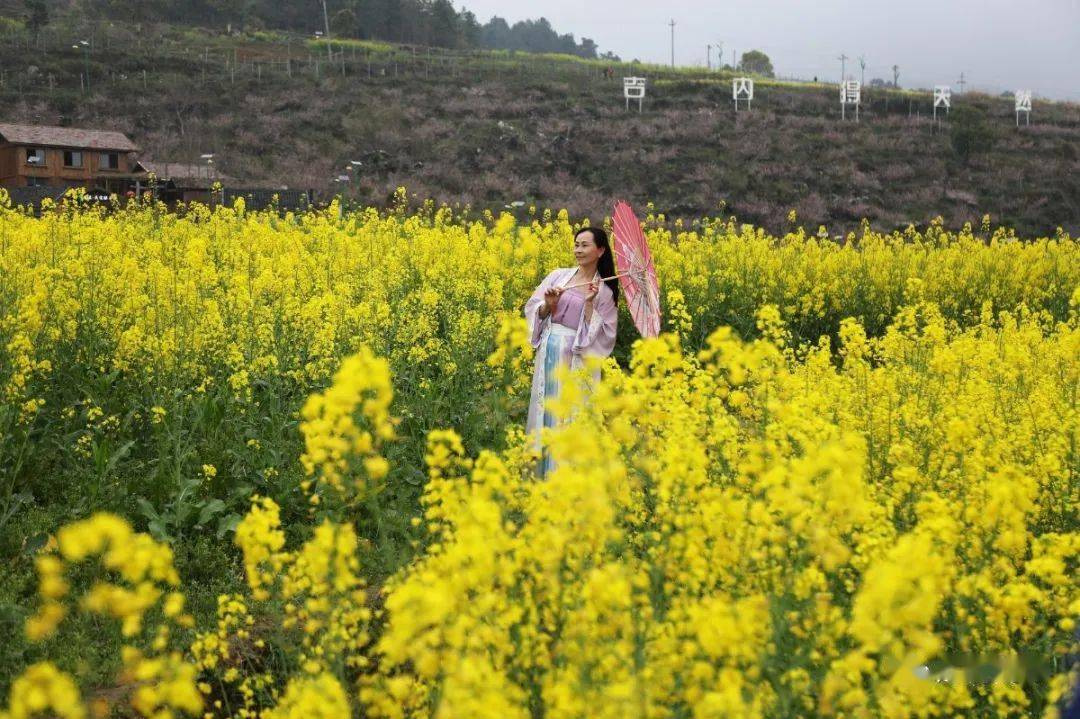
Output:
610,200,661,338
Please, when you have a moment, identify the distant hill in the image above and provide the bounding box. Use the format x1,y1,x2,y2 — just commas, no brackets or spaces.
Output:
0,20,1077,235
2,0,604,57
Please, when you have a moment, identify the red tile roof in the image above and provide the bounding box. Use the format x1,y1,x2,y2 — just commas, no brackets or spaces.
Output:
0,123,139,151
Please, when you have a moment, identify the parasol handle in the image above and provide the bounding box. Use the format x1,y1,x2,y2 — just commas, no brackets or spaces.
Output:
561,270,636,290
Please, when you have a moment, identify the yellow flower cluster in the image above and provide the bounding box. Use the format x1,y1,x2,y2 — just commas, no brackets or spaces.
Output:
366,302,1079,718
27,513,183,639
190,595,274,717
664,287,694,338
234,496,287,601
3,199,1079,718
0,662,84,719
119,647,203,719
485,313,533,396
233,491,372,678
299,347,395,504
10,301,1079,716
263,674,351,719
280,519,372,674
2,201,1075,420
15,514,201,719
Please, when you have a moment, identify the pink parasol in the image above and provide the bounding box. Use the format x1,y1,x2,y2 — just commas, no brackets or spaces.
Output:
564,201,661,337
611,201,661,338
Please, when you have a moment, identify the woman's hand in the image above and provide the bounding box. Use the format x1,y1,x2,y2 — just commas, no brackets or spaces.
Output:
584,278,600,303
582,279,599,325
542,287,563,318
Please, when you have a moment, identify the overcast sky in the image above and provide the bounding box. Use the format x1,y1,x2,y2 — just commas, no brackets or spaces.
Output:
460,0,1080,102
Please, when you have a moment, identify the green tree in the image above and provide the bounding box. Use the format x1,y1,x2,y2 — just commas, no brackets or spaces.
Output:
480,16,511,48
578,37,598,59
429,0,460,47
458,9,481,46
479,15,597,56
330,8,356,36
24,0,49,35
738,49,774,77
950,105,995,165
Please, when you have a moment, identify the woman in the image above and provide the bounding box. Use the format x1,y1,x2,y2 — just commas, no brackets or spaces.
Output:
523,227,619,477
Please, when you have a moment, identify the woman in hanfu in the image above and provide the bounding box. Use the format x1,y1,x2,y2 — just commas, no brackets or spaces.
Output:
523,227,619,478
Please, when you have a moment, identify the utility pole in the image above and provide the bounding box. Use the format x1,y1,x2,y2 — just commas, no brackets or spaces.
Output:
957,71,967,94
72,40,89,92
716,41,723,70
892,64,899,88
669,19,675,68
858,55,866,87
707,44,711,70
321,0,332,60
838,53,848,82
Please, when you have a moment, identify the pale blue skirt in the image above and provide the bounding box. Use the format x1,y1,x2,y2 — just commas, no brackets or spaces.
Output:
539,323,577,478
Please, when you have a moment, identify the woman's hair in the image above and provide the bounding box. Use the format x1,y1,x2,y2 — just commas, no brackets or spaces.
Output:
576,227,620,303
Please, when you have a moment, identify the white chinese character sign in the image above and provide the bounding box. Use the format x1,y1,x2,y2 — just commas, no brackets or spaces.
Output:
623,77,646,112
1015,90,1032,126
840,80,861,121
733,77,754,111
933,85,951,121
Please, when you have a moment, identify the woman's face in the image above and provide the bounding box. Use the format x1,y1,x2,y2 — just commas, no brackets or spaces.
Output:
573,231,604,267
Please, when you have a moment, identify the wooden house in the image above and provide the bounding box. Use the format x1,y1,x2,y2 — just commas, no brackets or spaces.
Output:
0,123,141,194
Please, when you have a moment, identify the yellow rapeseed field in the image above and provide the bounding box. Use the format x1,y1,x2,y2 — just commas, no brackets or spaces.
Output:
0,190,1077,718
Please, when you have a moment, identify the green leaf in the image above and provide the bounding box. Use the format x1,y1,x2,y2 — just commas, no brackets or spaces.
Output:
22,532,49,556
216,513,242,539
147,519,171,542
103,440,136,476
197,499,227,526
174,502,193,525
228,483,255,501
136,497,160,522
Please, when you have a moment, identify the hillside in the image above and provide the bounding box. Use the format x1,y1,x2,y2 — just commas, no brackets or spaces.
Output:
0,20,1078,235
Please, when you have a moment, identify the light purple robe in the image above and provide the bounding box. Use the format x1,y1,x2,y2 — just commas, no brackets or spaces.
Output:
523,268,618,471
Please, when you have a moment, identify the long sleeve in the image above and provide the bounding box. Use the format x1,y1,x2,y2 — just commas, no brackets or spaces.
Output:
572,284,618,358
524,270,559,348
